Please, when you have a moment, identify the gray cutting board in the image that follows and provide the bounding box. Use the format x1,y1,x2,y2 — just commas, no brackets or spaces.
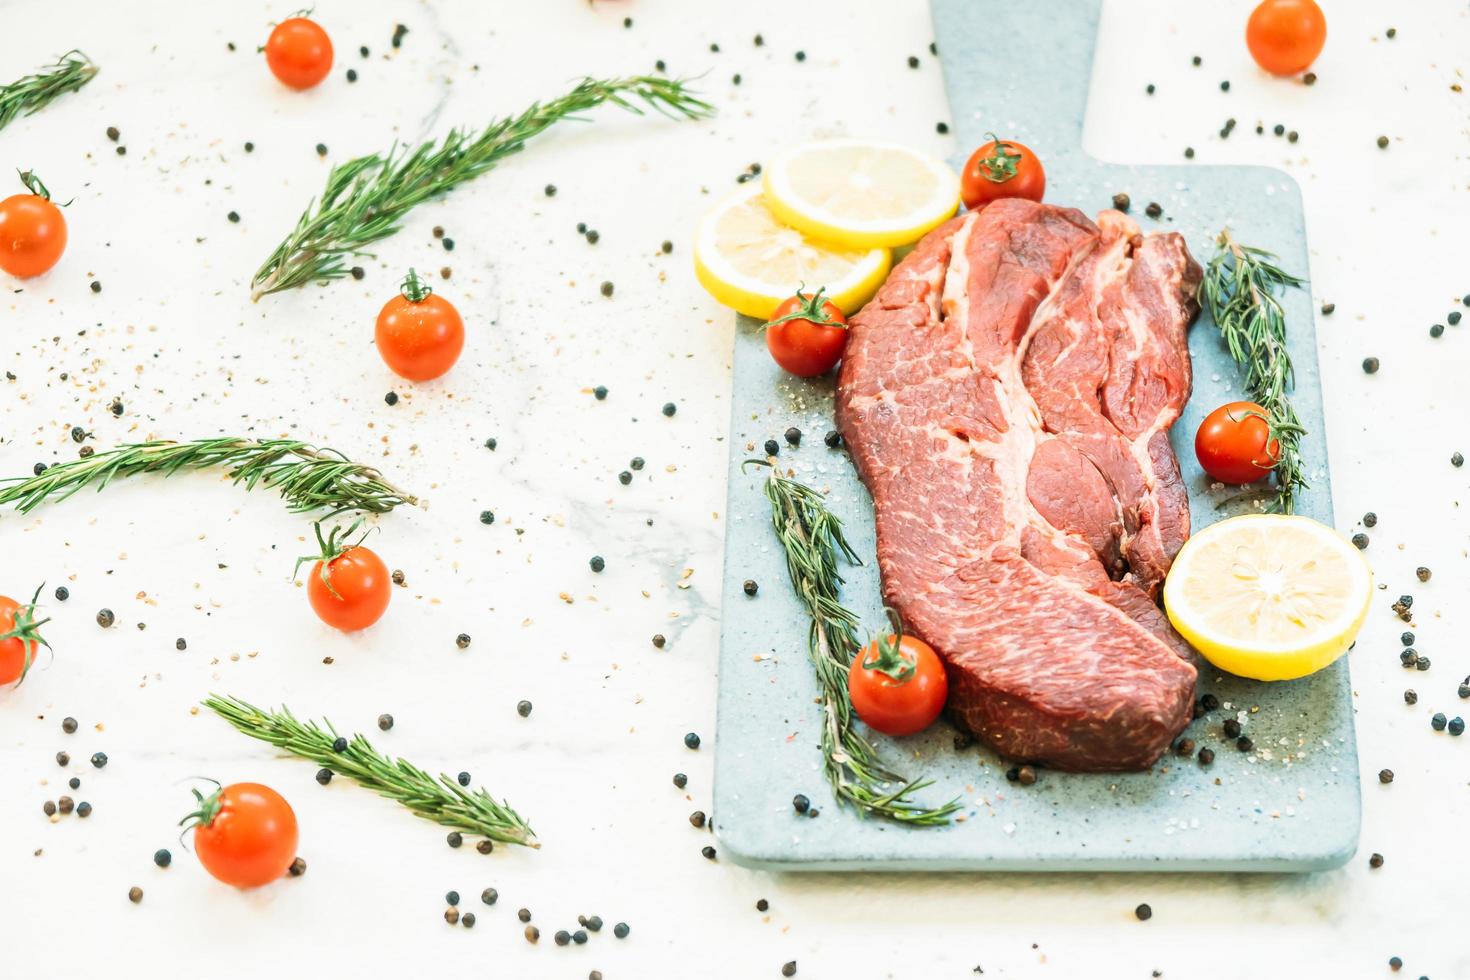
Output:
711,0,1358,871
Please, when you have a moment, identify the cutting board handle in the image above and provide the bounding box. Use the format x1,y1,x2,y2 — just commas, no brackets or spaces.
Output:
931,0,1101,164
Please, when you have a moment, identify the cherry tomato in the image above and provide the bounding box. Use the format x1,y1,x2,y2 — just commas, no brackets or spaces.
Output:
960,135,1045,210
187,782,299,889
764,286,849,377
300,521,390,631
0,172,67,279
265,16,334,90
1195,401,1280,485
1246,0,1327,76
375,269,466,381
0,588,48,687
848,631,948,737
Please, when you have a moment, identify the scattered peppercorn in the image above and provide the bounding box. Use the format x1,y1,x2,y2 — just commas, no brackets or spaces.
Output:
457,771,471,787
662,402,677,417
764,438,780,456
1369,852,1384,868
614,922,630,939
1450,717,1466,736
587,915,603,932
456,633,471,650
743,579,759,596
128,886,143,904
1198,747,1215,765
1376,136,1389,149
1017,765,1037,786
673,773,688,789
90,280,102,293
1416,657,1431,672
517,700,533,718
227,210,240,223
1112,192,1131,212
518,908,532,922
479,510,495,525
346,68,357,82
58,796,74,814
593,384,609,401
783,963,797,977
1146,83,1155,94
589,555,605,573
792,793,810,813
1459,678,1470,699
1454,452,1465,467
689,810,706,828
795,51,806,61
97,608,114,628
91,752,108,769
630,456,645,471
618,470,632,485
316,768,333,785
1145,202,1162,219
481,887,498,906
1223,718,1242,739
937,121,949,134
476,839,493,854
1404,689,1418,705
1431,324,1444,338
1303,71,1317,85
600,281,614,297
1431,713,1448,731
1135,903,1152,921
684,732,701,750
1351,533,1368,550
824,429,842,448
573,929,588,944
1378,768,1394,784
288,856,307,876
351,266,365,280
1416,567,1431,582
652,634,666,648
1174,738,1195,757
1184,147,1194,159
524,925,540,943
555,930,571,946
384,391,398,405
1389,956,1402,971
315,143,328,156
784,426,802,446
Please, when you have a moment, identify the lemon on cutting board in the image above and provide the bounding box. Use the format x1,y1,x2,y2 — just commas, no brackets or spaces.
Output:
1163,514,1373,682
693,183,890,320
761,139,961,249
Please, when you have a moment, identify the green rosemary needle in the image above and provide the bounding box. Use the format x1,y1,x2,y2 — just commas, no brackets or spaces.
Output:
0,437,416,517
754,463,960,826
0,51,98,133
251,74,712,299
203,695,537,847
1200,230,1308,513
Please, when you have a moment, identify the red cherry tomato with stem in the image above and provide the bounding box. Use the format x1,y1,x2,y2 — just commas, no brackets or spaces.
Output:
265,16,334,90
960,134,1045,210
0,586,49,687
1194,401,1281,485
1246,0,1327,77
764,285,849,377
0,171,68,279
297,520,391,632
375,268,466,381
184,781,299,889
848,626,948,737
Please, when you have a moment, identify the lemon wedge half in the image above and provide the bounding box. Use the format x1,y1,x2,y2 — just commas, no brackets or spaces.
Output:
1163,514,1372,682
693,183,890,320
762,139,960,249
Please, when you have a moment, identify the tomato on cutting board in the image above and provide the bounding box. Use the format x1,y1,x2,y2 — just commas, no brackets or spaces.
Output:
1195,401,1280,485
1246,0,1327,76
265,16,334,90
764,286,849,377
960,135,1045,210
296,520,390,632
0,171,67,279
375,268,466,381
848,629,948,737
183,782,299,888
0,587,48,687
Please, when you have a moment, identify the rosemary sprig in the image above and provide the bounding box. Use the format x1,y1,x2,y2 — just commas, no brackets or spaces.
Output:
0,51,97,133
204,695,536,847
1200,230,1308,513
251,75,712,298
0,437,416,517
754,463,960,826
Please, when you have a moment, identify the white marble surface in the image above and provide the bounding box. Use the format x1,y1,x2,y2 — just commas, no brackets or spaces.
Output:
1,1,1466,977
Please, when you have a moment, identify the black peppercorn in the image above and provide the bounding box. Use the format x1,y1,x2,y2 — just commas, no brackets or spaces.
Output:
1454,452,1465,467
76,801,92,817
479,510,495,525
701,845,717,860
630,456,645,470
1223,718,1241,738
1145,202,1162,219
652,634,666,648
456,633,471,649
129,886,143,903
1135,903,1152,921
62,716,78,733
1368,852,1383,868
689,810,706,828
517,700,532,718
684,732,701,749
457,771,471,786
1450,717,1465,736
743,579,759,596
1362,357,1380,374
1404,689,1418,704
1351,533,1368,550
447,831,463,848
573,929,588,944
555,930,571,946
518,908,532,923
1198,747,1215,765
378,713,394,731
91,752,108,768
316,768,333,785
1416,567,1431,582
1112,192,1131,212
154,848,172,867
1431,713,1448,731
614,922,630,939
673,772,688,789
1236,736,1254,752
662,402,677,417
1378,768,1394,784
481,887,498,905
589,555,605,573
764,438,780,456
619,470,632,485
824,429,842,448
1362,512,1377,527
384,391,398,405
782,962,797,977
792,793,810,813
476,839,493,854
96,608,114,628
593,384,609,400
600,281,614,297
175,638,186,650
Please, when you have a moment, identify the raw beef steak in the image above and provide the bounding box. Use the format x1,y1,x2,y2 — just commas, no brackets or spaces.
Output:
835,198,1202,771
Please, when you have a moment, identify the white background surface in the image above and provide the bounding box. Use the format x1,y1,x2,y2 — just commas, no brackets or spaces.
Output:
1,1,1465,977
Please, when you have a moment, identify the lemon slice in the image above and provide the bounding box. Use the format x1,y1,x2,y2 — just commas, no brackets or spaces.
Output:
693,183,890,320
761,139,961,249
1163,515,1373,682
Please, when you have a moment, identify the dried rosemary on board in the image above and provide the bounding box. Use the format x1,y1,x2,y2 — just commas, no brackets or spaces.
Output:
754,462,960,825
1199,230,1308,513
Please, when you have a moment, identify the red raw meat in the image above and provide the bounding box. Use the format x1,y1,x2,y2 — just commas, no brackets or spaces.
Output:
835,198,1202,771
